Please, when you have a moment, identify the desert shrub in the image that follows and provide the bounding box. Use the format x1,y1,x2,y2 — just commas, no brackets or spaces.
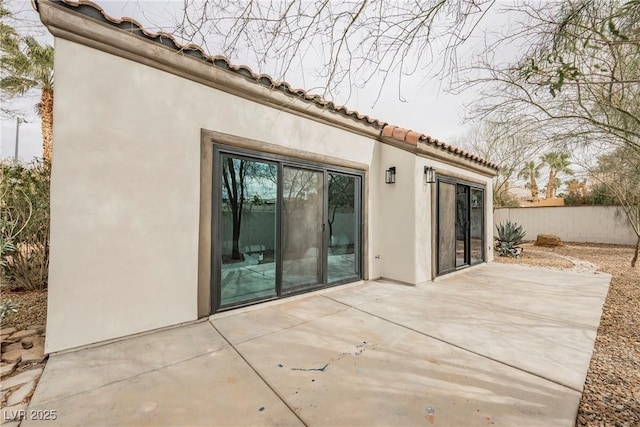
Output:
0,160,50,290
495,220,526,258
494,190,521,208
563,192,584,206
586,183,618,205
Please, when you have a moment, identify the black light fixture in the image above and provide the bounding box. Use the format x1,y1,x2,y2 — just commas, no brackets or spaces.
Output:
424,166,436,184
385,167,396,184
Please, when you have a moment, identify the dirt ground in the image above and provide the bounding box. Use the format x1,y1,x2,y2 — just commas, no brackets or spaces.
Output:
496,242,639,427
2,243,638,426
1,289,47,332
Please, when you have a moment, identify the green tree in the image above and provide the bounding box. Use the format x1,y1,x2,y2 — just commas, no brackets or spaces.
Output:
590,146,640,266
541,152,574,199
0,2,54,165
457,121,540,208
518,161,543,202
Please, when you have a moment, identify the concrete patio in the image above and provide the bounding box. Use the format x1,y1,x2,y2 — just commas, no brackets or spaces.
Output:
22,263,610,426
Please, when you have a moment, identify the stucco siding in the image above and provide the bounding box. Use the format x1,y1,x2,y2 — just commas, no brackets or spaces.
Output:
47,39,378,352
375,144,417,284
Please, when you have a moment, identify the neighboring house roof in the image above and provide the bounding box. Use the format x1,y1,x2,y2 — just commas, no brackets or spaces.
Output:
35,0,499,171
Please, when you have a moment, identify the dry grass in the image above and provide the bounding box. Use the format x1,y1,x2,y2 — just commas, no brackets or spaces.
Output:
498,242,639,426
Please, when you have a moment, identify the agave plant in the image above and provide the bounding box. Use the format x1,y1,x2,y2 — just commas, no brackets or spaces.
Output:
0,300,19,320
495,221,526,258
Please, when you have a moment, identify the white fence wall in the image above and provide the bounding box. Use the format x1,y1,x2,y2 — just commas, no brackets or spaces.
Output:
494,206,636,246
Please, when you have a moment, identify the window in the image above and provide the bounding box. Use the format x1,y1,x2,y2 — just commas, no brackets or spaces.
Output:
212,146,363,312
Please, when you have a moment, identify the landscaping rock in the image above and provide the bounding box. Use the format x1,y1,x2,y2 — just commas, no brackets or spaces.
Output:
3,342,23,353
1,349,22,364
21,338,47,364
6,379,35,406
0,362,17,378
1,340,13,351
1,336,19,347
0,367,42,391
534,234,564,247
1,327,17,337
9,329,38,340
21,338,34,349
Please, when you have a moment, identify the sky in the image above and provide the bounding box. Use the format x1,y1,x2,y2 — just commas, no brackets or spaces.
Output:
0,0,513,163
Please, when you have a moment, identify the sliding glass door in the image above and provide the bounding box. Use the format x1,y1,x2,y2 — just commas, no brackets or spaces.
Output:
213,147,362,312
437,178,485,276
282,167,324,291
219,156,278,306
455,184,469,268
327,173,360,283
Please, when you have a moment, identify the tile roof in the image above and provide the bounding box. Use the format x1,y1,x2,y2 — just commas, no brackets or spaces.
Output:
382,125,498,168
36,0,499,171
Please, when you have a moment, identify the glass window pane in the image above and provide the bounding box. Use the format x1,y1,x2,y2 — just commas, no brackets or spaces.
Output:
220,156,277,306
470,188,484,265
327,173,359,283
455,184,469,267
282,166,323,291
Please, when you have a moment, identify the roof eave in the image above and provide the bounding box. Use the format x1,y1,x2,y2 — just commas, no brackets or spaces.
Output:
378,135,499,178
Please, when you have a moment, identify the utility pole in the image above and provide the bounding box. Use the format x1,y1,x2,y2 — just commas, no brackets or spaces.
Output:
14,117,25,164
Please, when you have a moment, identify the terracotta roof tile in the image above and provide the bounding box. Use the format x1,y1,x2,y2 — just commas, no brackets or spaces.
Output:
37,0,499,171
377,125,500,169
391,127,409,141
381,125,395,138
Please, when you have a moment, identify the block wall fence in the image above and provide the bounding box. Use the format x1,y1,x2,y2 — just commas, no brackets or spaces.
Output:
494,206,636,246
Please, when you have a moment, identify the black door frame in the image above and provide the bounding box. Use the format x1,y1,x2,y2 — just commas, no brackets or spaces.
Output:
436,176,486,276
211,144,364,313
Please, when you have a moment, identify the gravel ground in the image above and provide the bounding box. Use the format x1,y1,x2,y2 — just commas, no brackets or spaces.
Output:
494,245,575,269
497,242,639,427
1,289,47,332
2,244,638,426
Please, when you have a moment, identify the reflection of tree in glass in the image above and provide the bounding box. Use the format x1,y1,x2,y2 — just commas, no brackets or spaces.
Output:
222,158,275,260
328,174,354,247
455,187,467,241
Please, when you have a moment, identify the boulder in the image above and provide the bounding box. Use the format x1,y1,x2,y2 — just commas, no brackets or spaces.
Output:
534,234,564,247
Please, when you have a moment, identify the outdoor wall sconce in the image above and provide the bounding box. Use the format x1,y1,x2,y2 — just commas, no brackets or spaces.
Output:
424,166,436,184
385,167,396,184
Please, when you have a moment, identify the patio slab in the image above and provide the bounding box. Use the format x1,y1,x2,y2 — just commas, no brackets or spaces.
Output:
327,264,611,391
21,263,610,426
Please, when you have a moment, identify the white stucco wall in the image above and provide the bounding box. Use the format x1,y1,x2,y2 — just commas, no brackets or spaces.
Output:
48,39,381,353
373,144,417,284
494,206,636,245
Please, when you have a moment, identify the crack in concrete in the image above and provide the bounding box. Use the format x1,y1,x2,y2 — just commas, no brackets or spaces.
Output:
288,342,377,373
